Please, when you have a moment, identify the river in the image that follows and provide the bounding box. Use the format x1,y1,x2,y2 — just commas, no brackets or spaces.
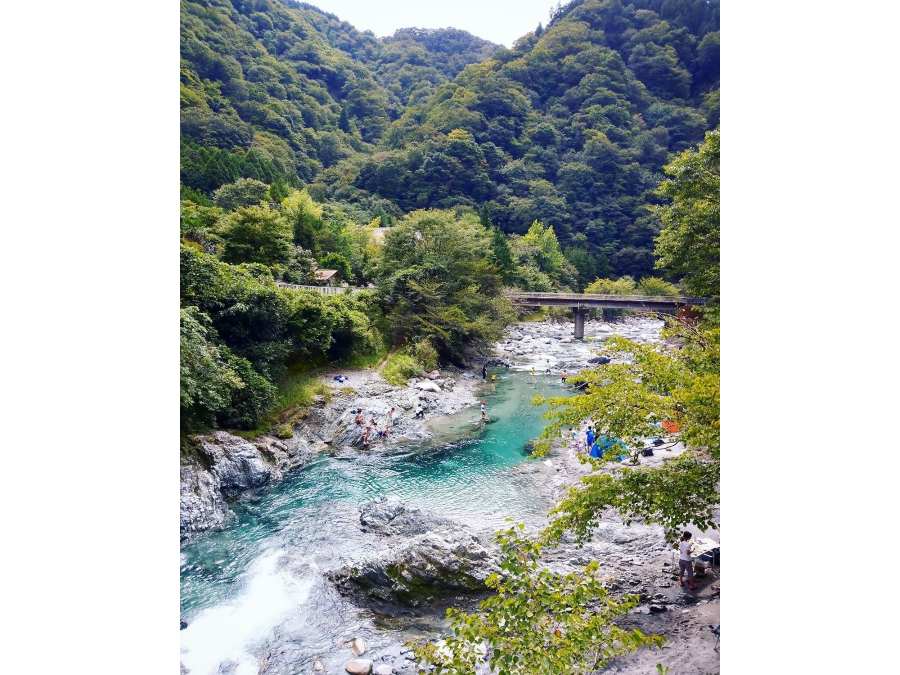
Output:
180,370,570,675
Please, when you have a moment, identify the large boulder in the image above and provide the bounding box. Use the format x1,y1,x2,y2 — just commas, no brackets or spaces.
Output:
413,380,441,393
328,514,498,607
196,431,279,499
180,463,232,539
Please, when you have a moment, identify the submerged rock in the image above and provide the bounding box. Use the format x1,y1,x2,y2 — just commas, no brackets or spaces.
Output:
359,496,453,537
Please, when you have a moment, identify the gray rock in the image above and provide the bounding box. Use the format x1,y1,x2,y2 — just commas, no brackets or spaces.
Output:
414,380,441,393
373,665,393,675
179,463,232,539
328,516,498,607
359,496,453,537
345,658,373,674
197,431,279,499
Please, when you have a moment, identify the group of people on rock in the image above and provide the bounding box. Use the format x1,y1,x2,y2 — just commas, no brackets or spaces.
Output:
355,406,397,448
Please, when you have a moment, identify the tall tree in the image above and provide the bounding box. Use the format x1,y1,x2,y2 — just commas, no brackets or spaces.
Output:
376,210,513,362
654,129,720,300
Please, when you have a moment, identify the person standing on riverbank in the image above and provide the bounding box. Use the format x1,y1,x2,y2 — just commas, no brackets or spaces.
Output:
679,531,697,590
480,400,487,422
482,363,487,380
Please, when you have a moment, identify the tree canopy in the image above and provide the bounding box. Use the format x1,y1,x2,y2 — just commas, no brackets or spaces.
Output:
376,209,514,362
182,0,719,284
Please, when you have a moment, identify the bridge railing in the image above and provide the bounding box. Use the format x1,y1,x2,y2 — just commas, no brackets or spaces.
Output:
276,282,365,295
505,291,705,305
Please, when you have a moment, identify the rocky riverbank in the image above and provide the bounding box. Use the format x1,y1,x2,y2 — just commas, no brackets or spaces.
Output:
180,367,481,541
181,317,719,675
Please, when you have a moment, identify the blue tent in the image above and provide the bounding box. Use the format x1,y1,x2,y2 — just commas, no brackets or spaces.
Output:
590,435,627,459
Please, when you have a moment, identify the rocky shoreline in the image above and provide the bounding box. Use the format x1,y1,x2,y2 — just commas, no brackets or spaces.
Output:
181,317,719,674
180,367,481,541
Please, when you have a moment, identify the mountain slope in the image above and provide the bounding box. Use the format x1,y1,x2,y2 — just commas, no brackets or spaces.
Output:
335,0,719,279
181,0,720,281
294,3,499,107
180,0,496,194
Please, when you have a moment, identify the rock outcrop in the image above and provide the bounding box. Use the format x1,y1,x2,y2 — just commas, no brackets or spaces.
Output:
180,431,313,540
197,431,280,498
180,462,232,537
180,369,479,540
328,499,498,607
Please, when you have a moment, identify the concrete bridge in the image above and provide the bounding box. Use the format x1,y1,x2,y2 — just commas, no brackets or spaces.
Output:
505,291,705,339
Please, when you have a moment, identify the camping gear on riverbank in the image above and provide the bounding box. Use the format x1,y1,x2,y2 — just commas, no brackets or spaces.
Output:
662,419,680,433
691,538,720,578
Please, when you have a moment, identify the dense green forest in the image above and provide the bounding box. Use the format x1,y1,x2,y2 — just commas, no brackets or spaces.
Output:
180,0,719,433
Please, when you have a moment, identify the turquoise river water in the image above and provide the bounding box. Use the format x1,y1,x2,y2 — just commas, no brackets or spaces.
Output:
180,371,570,674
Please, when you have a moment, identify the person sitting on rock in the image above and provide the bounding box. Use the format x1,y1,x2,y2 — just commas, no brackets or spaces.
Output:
361,423,372,448
354,409,364,426
414,404,425,419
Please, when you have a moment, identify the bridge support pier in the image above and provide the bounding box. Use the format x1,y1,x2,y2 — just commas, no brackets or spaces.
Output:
573,308,586,340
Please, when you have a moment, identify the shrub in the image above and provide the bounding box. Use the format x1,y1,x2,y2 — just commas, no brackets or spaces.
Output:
382,353,423,385
410,338,438,371
311,381,333,403
274,423,294,439
584,276,637,295
637,276,680,296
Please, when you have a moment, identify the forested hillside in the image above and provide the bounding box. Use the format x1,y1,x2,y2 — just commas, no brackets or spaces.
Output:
180,0,719,433
340,0,720,280
180,0,496,197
